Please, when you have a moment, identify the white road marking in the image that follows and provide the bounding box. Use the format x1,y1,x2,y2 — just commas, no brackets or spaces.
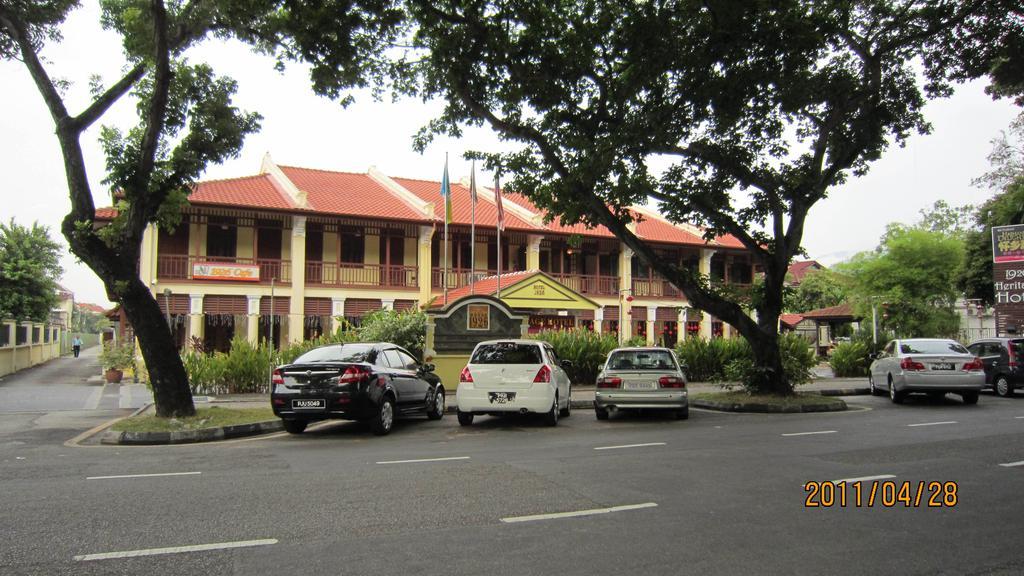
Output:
832,474,897,483
501,502,658,523
781,430,837,437
84,385,104,410
998,461,1024,468
593,442,666,451
376,456,470,465
907,421,958,427
87,471,202,480
74,538,277,561
1015,416,1024,419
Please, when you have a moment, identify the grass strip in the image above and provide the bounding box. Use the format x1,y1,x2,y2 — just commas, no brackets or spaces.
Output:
111,406,275,433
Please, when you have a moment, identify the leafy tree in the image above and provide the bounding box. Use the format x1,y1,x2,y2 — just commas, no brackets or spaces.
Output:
0,1,403,416
838,227,963,338
917,200,974,240
787,269,850,314
399,0,1017,394
0,220,63,321
959,113,1024,305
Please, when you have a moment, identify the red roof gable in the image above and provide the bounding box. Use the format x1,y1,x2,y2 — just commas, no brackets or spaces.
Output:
432,270,538,307
800,303,856,320
780,313,805,328
190,174,295,211
280,167,428,222
787,260,823,284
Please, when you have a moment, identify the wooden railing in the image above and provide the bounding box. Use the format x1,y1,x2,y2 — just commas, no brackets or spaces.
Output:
431,268,498,290
547,273,619,296
156,255,292,284
306,261,418,289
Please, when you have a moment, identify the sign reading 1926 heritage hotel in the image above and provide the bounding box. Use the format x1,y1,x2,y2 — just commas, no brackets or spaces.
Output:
992,225,1024,334
192,261,260,282
467,304,490,331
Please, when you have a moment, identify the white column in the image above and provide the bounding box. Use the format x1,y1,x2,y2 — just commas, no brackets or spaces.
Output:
331,297,346,334
246,295,260,344
699,249,716,339
382,298,395,311
288,216,307,343
646,306,657,346
189,294,204,344
594,308,604,334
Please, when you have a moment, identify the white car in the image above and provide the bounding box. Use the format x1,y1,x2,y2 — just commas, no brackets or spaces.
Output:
456,339,572,426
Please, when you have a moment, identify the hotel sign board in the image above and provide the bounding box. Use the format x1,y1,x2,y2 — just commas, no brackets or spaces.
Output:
192,262,260,282
992,225,1024,335
992,225,1024,263
467,304,490,331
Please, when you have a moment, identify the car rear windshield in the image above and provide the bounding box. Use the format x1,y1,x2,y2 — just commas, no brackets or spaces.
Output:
293,344,374,364
899,341,968,355
1010,340,1024,357
607,350,678,371
471,343,543,364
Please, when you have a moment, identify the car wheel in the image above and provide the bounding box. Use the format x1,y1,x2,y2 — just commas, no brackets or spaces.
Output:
961,391,979,405
675,406,689,420
995,376,1013,398
560,386,572,417
889,377,904,404
427,388,445,420
543,395,559,427
457,410,474,426
282,419,307,434
371,396,395,435
595,406,609,420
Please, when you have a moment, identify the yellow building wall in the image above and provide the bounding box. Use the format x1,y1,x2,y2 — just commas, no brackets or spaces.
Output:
404,237,417,267
281,229,292,261
236,227,254,259
365,234,380,265
433,354,470,391
323,232,338,263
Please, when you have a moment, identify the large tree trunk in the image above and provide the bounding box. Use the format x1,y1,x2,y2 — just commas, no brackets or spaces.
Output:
119,277,195,418
745,325,791,396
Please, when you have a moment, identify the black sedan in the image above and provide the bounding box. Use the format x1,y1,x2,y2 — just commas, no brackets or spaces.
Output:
271,342,445,435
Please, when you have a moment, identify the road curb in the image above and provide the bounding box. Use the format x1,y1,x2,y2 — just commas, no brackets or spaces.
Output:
101,420,283,445
692,398,848,413
816,387,870,396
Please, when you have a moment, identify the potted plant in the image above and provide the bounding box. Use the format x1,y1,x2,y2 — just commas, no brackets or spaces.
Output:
100,341,135,383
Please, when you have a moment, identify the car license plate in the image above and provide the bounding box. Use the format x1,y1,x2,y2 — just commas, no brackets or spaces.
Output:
488,392,516,404
931,363,954,371
625,381,656,390
292,398,326,409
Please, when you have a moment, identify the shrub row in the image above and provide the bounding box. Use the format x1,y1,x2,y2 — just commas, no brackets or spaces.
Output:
675,333,817,391
182,309,425,395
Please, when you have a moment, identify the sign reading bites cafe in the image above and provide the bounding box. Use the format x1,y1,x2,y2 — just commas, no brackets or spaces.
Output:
192,262,260,282
992,224,1024,335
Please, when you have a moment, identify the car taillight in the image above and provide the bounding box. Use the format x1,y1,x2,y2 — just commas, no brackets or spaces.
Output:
962,357,984,372
534,365,552,383
271,369,284,385
338,366,369,384
1008,346,1017,368
596,377,622,388
658,376,686,388
460,366,474,383
900,357,925,371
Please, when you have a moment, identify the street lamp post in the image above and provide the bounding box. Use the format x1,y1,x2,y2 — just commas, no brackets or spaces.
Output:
163,288,173,333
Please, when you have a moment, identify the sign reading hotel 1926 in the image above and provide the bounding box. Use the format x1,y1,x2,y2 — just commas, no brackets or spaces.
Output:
193,262,260,282
992,225,1024,335
467,304,490,330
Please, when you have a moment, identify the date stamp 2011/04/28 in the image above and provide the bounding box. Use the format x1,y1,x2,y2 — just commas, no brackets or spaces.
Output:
804,481,958,508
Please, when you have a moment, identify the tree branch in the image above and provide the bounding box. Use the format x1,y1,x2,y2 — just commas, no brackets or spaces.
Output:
71,62,148,132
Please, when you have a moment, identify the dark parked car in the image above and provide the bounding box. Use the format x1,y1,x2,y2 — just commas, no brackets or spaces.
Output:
271,342,445,435
966,337,1024,397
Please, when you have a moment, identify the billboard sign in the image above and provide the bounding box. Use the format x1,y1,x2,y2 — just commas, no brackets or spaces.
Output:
992,224,1024,263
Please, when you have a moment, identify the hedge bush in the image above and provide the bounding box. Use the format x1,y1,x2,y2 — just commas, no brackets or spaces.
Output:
531,329,620,385
677,333,816,390
829,341,872,377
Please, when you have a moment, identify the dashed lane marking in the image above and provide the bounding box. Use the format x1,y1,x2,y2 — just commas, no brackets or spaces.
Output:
87,471,202,480
593,442,667,451
501,502,658,523
74,539,277,561
376,456,471,465
907,421,958,427
781,430,837,437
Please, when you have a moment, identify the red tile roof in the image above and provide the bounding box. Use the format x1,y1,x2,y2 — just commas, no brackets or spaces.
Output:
77,303,108,314
800,303,857,320
190,174,296,211
95,207,118,220
780,313,804,328
787,260,823,284
280,167,428,222
391,177,540,231
432,270,538,307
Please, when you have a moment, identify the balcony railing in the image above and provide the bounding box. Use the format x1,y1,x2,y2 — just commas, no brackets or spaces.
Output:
632,276,683,299
431,268,498,290
547,273,619,296
306,261,418,289
156,255,291,284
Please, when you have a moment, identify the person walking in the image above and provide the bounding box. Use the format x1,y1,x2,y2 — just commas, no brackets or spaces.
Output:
72,336,82,358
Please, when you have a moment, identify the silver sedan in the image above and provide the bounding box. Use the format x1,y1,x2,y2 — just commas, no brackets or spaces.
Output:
595,347,688,420
869,338,985,404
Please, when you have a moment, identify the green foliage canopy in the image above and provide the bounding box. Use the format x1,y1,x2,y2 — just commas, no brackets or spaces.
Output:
0,219,63,321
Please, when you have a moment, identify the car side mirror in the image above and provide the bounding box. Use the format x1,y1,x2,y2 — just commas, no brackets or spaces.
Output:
421,363,436,373
868,352,879,360
560,359,573,369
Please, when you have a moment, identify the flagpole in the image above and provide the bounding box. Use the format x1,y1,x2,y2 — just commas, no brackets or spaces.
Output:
442,153,450,306
495,170,502,298
470,160,476,295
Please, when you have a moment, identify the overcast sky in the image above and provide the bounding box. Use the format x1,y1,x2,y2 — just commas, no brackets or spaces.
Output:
1,4,1020,307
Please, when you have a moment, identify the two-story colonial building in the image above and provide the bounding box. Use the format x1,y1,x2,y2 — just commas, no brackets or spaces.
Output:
102,154,755,353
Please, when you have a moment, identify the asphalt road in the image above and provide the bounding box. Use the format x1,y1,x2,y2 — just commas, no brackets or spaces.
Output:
2,387,1023,575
